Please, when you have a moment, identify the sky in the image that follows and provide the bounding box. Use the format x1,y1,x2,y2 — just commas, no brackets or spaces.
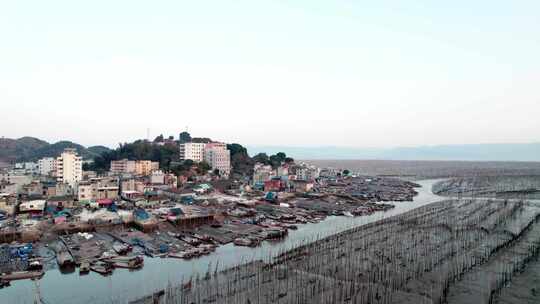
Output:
1,0,539,149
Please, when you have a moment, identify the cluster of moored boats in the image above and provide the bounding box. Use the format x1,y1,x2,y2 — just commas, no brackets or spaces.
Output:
166,232,218,259
55,241,144,277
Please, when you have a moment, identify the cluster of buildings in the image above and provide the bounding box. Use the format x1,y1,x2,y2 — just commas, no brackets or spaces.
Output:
1,148,83,195
0,132,233,227
252,162,320,193
0,131,323,248
179,140,231,175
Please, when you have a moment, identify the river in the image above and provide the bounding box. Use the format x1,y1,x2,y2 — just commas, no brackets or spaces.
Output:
1,179,445,304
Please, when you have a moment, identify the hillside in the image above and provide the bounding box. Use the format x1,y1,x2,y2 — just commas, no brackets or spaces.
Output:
0,137,112,162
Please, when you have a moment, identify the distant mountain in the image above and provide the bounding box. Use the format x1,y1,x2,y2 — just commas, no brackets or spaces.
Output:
248,143,540,162
0,137,112,162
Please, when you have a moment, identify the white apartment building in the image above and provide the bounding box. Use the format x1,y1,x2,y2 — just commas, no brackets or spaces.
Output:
179,142,206,162
204,144,231,175
56,148,82,189
38,157,57,176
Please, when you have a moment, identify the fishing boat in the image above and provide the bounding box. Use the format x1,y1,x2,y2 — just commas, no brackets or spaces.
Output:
56,250,75,267
104,256,144,269
0,270,44,282
0,279,10,288
234,237,254,247
168,251,192,259
90,262,113,276
27,259,43,271
79,261,90,275
113,242,131,255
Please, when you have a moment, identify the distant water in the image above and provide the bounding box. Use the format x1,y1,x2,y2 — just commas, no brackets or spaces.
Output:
2,179,444,304
306,159,540,179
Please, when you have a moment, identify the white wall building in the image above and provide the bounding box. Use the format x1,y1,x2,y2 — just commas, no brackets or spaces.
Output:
150,170,165,184
56,148,82,189
15,162,39,174
204,144,231,175
179,142,206,162
38,157,57,176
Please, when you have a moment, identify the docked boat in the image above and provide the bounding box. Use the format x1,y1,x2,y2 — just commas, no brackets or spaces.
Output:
168,251,192,259
57,250,75,267
90,262,113,276
234,237,254,247
104,256,144,269
0,270,44,282
0,279,10,288
113,242,132,255
79,261,90,275
27,259,43,271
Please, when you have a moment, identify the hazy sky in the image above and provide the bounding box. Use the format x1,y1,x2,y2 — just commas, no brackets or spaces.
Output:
1,1,539,148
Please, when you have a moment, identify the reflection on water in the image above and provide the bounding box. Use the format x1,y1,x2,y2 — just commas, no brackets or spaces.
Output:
2,179,445,304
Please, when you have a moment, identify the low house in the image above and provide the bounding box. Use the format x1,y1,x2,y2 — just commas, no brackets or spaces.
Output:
121,190,142,200
0,193,16,215
158,188,196,203
193,183,212,194
290,180,314,193
47,196,76,209
18,200,46,215
264,179,286,192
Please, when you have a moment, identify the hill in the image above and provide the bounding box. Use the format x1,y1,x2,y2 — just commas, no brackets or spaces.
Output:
0,137,112,162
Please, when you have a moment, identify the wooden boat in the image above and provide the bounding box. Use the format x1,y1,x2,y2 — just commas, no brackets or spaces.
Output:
57,250,75,267
90,262,113,276
0,270,44,281
79,261,90,275
168,251,192,259
0,279,10,288
27,259,43,271
105,256,144,269
234,237,257,247
113,243,131,255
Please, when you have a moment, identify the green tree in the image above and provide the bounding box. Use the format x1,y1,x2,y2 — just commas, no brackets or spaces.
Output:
252,153,270,164
197,161,211,174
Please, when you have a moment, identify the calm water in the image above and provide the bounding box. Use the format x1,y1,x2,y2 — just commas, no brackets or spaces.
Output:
1,179,445,304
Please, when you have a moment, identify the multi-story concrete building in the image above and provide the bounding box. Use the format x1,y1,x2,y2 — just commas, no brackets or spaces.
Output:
0,171,33,194
77,177,119,201
294,163,320,181
56,148,82,189
110,159,136,174
110,159,158,176
135,160,159,176
38,157,57,176
179,142,206,162
204,143,231,175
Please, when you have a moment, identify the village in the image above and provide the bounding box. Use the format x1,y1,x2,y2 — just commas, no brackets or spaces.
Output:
0,132,419,287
